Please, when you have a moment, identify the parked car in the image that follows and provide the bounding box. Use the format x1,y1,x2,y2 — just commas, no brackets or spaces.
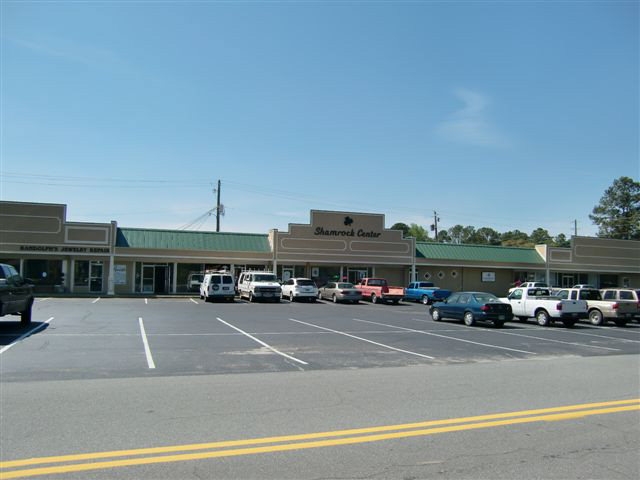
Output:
317,282,362,304
508,281,550,294
0,263,35,325
430,291,513,328
237,271,281,302
501,287,588,327
404,281,452,305
200,271,235,302
600,288,640,322
187,272,204,292
555,287,636,326
355,278,404,304
280,278,318,302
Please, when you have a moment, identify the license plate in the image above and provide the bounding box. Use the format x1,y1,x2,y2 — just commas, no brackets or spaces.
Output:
223,287,230,291
263,293,273,297
498,315,505,320
572,313,578,317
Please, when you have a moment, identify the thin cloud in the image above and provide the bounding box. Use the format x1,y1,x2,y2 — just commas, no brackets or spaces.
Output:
436,88,511,148
6,34,133,73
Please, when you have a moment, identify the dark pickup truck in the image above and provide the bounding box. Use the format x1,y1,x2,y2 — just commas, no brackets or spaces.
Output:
0,263,35,325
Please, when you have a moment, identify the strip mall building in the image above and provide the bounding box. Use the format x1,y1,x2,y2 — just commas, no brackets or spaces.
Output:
1,201,639,296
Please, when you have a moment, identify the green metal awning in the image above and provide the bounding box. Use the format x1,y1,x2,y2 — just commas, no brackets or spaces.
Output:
416,242,545,265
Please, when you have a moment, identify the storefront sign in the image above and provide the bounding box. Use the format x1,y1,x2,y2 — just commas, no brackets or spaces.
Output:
19,245,110,254
114,265,127,285
482,271,496,282
313,227,381,238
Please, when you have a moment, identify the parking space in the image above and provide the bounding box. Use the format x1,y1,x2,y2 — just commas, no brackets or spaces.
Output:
1,297,639,382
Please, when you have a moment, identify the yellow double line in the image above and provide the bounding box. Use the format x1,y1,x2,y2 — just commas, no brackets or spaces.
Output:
1,398,638,479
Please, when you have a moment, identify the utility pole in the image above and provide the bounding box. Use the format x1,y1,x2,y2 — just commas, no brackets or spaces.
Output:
574,219,578,237
213,180,224,232
431,211,440,241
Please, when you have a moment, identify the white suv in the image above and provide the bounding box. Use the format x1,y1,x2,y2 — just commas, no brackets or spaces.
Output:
200,271,235,302
237,271,281,302
281,278,318,302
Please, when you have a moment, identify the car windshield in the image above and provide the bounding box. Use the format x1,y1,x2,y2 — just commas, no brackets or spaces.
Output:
297,279,315,286
254,274,277,282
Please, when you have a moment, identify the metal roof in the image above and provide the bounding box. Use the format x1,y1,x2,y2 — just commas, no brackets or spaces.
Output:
116,228,271,253
415,242,545,264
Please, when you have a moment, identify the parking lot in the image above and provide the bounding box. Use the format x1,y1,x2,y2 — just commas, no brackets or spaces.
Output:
2,296,639,383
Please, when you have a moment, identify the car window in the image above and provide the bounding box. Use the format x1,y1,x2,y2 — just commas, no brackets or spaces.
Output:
223,276,233,284
556,290,568,299
474,293,498,303
602,291,616,300
458,294,470,304
619,291,633,300
579,289,601,300
210,276,221,284
255,274,277,282
337,283,353,289
447,293,460,303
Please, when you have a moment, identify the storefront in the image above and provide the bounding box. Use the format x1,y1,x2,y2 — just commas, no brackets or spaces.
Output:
1,201,638,296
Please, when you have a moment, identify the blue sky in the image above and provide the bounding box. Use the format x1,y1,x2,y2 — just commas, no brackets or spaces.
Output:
1,1,638,239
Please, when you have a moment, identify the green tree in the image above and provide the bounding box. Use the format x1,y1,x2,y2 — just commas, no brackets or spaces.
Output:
553,233,571,247
391,222,410,237
473,227,502,245
407,223,430,241
530,228,553,245
589,176,640,240
501,230,532,247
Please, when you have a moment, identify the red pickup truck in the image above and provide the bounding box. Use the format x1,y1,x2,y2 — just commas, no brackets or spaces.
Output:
355,278,405,304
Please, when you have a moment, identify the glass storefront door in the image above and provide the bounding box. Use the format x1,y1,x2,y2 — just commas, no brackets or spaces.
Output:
89,261,103,293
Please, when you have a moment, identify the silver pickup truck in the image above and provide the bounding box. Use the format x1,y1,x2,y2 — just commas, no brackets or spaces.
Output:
0,263,35,325
555,288,636,326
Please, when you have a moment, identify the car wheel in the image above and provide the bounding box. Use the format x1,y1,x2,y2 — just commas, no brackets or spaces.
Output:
421,295,429,305
589,309,604,326
463,312,475,326
333,294,338,303
249,292,255,302
431,308,441,321
21,299,33,325
289,292,294,302
535,310,550,327
318,291,322,300
371,293,377,304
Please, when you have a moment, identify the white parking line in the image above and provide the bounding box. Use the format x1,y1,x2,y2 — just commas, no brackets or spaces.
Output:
216,317,308,365
145,299,148,305
0,317,54,355
552,329,640,344
484,329,622,351
288,318,435,359
92,297,101,304
138,317,156,369
189,298,199,304
354,318,536,355
36,298,51,303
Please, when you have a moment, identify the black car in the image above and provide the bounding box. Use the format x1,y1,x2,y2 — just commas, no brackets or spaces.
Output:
430,291,513,328
0,263,35,325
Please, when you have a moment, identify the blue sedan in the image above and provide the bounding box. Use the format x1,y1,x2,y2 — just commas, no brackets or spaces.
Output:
429,291,513,328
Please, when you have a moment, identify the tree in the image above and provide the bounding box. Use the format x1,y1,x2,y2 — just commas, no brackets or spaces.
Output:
391,222,410,237
408,223,430,241
501,230,531,247
553,233,571,247
530,228,553,245
473,227,502,245
589,176,640,240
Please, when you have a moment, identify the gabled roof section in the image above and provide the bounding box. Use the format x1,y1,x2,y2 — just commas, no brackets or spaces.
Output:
416,242,545,264
116,228,271,253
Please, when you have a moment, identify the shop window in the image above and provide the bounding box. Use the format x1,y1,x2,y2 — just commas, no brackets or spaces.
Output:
75,261,90,287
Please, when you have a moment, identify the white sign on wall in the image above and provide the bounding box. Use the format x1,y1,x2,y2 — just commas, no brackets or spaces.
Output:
114,265,127,285
482,271,496,282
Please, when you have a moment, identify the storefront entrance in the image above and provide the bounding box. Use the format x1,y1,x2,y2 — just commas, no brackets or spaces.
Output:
89,261,103,293
141,264,169,294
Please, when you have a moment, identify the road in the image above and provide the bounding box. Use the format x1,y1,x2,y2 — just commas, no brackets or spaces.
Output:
1,297,639,479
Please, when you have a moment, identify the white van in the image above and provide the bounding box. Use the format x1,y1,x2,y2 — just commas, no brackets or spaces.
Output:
200,271,235,302
237,271,281,302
